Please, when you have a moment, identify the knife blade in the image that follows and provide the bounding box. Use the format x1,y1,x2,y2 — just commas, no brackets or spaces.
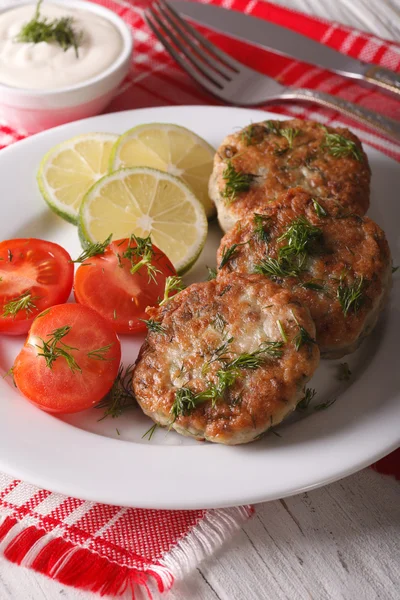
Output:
170,1,400,97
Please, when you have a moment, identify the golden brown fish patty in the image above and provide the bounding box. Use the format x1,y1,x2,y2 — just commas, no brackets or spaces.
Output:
132,275,320,445
216,188,391,358
209,119,371,232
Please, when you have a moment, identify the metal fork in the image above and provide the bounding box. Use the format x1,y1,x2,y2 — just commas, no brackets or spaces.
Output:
145,0,400,144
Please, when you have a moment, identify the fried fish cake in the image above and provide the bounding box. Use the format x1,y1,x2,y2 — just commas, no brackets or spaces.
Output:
209,119,371,232
132,275,320,445
216,188,391,358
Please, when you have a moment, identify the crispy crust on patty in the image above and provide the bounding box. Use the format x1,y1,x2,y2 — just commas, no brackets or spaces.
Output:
216,188,391,358
132,275,320,445
209,119,371,232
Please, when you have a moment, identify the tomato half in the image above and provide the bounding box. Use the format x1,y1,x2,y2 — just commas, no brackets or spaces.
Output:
74,238,176,334
13,303,121,414
0,239,74,335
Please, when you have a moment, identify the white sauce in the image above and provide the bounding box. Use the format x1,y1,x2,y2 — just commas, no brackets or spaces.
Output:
0,3,124,89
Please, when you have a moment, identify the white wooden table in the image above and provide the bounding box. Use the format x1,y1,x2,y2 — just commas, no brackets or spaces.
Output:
1,1,400,598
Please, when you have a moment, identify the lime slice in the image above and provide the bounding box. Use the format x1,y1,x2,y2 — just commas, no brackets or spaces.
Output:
110,123,216,219
78,167,208,274
37,133,118,224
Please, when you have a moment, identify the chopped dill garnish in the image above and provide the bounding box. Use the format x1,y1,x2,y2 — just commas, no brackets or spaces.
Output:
241,124,266,146
36,326,81,373
299,280,326,291
159,276,184,306
280,128,300,149
87,343,114,361
296,387,316,411
141,318,167,335
212,313,227,333
337,362,352,381
219,242,248,269
312,199,328,218
73,235,112,263
16,0,83,58
277,216,322,262
314,397,337,411
222,161,257,203
253,257,300,279
171,340,283,420
337,276,364,317
391,264,398,274
207,266,217,280
202,337,234,373
142,422,158,440
264,120,281,135
96,364,136,420
323,132,363,161
276,319,287,342
253,213,271,243
2,291,38,318
123,234,162,283
116,428,120,436
292,313,316,351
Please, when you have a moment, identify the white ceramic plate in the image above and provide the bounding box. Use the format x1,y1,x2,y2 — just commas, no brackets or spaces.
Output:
0,106,399,509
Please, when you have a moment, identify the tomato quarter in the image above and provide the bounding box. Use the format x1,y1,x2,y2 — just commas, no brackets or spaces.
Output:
13,303,121,413
74,237,177,334
0,238,73,335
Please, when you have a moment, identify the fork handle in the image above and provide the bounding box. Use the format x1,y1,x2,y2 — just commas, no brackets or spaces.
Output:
281,88,400,144
362,65,400,97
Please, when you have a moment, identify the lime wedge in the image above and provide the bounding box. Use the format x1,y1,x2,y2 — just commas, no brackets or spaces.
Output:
78,167,208,274
37,133,118,224
110,123,216,219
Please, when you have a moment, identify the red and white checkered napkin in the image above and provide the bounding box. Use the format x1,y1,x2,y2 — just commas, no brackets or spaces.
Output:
1,0,399,597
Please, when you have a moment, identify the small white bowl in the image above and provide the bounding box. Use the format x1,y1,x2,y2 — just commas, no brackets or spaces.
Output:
0,0,133,133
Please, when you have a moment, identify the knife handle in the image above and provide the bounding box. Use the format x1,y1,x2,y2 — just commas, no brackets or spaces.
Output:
363,65,400,97
285,88,400,144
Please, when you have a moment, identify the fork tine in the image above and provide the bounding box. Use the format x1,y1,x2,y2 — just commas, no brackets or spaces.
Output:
160,0,241,74
155,0,233,81
144,12,222,95
147,6,226,89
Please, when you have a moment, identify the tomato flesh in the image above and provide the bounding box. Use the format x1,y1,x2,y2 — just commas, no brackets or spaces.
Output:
13,303,121,413
0,239,73,335
74,238,176,334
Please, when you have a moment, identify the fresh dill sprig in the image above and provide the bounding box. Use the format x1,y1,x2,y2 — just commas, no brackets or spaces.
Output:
141,318,167,335
87,343,114,361
96,364,136,420
159,276,184,306
264,120,281,135
123,234,162,283
253,213,271,243
312,199,328,218
171,340,283,420
276,319,287,342
296,387,316,411
2,291,38,318
73,235,112,263
241,124,266,146
16,0,83,58
36,326,81,373
299,280,326,291
323,132,363,161
314,397,337,411
337,362,352,381
222,161,257,204
253,257,300,279
219,242,248,269
337,276,364,317
142,422,158,440
280,128,300,149
277,216,322,262
212,313,227,333
292,313,316,351
202,337,234,373
206,266,217,280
